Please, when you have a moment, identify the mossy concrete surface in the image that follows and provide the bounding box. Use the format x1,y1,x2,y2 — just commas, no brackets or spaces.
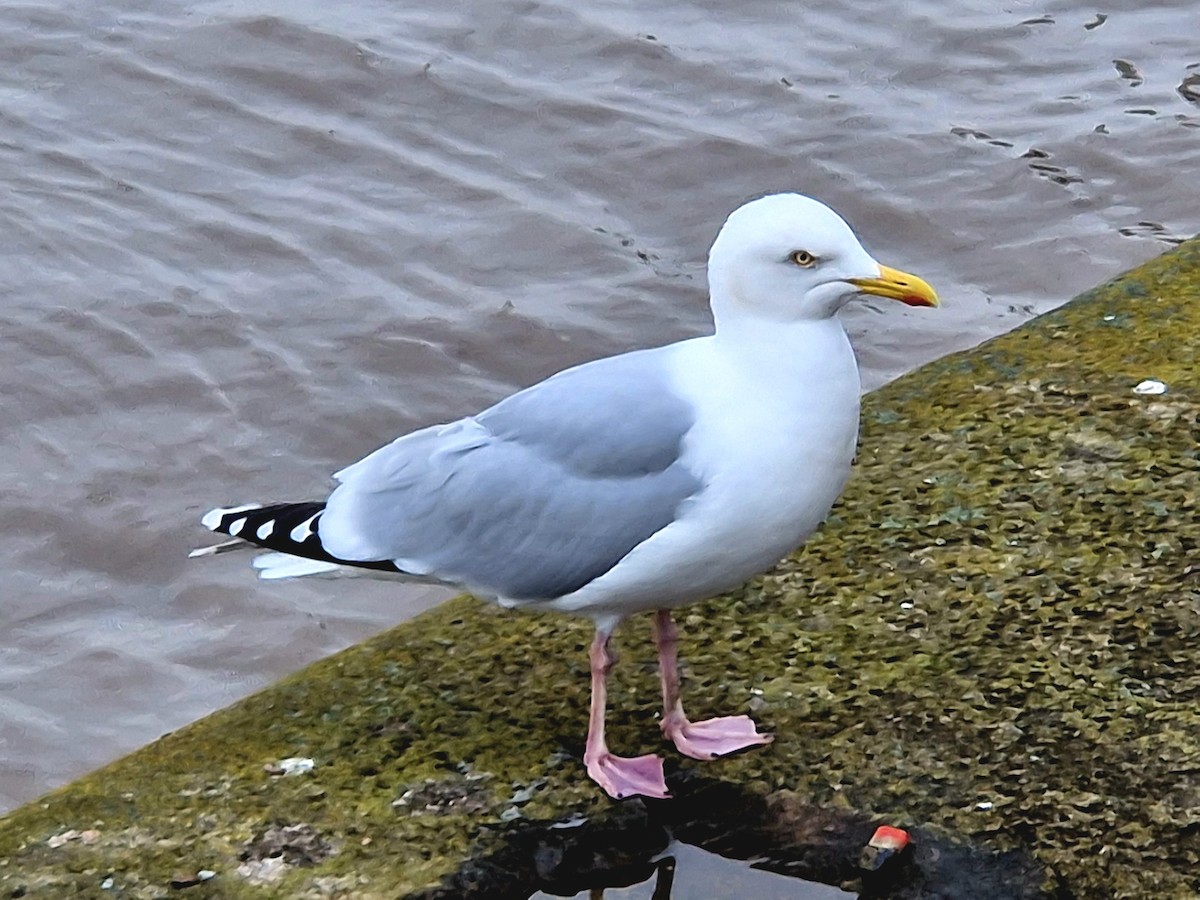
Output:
3,238,1200,898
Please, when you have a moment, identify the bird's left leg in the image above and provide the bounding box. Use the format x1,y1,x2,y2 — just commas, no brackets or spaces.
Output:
653,608,773,760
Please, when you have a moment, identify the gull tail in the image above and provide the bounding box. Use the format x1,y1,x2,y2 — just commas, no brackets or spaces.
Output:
192,502,401,580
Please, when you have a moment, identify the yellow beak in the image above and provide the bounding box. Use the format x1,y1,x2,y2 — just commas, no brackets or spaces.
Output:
848,265,939,308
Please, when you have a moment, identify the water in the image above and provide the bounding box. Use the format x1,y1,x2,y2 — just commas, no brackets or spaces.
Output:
529,842,854,899
1,0,1197,811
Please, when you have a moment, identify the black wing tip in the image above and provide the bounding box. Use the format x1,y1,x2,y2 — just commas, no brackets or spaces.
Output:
197,501,402,573
200,500,326,546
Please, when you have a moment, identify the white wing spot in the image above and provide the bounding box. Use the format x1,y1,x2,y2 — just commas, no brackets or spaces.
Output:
201,504,262,531
256,520,276,540
228,517,247,537
290,513,320,543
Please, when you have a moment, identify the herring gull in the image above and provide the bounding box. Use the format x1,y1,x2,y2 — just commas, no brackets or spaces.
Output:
193,193,938,799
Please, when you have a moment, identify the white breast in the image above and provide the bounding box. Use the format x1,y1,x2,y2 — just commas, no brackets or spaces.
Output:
549,320,860,623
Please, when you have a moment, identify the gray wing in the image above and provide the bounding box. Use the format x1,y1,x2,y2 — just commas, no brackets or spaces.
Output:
318,347,702,600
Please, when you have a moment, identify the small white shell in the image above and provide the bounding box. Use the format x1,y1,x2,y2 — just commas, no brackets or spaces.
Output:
278,757,315,776
1133,379,1167,395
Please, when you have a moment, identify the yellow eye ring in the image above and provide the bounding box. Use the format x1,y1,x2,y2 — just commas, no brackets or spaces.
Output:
790,250,817,267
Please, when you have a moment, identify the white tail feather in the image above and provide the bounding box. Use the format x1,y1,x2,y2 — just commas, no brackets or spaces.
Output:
250,551,343,580
188,538,249,558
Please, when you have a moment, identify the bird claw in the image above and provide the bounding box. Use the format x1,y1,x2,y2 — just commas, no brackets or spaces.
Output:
663,714,773,760
585,750,669,800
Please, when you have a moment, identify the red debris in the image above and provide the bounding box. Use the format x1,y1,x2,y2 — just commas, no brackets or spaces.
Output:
869,825,910,852
860,824,911,872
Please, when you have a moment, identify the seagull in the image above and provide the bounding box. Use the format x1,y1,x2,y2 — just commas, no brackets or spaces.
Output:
192,193,938,800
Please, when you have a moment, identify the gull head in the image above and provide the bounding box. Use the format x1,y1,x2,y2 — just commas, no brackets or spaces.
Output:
707,193,938,324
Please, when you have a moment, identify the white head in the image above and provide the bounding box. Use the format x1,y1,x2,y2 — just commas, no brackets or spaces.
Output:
706,193,937,327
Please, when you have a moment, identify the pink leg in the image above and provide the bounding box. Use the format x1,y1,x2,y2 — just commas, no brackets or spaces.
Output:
654,609,773,760
583,629,669,800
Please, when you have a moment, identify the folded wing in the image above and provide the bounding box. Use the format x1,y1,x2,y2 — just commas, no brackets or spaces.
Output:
319,347,703,601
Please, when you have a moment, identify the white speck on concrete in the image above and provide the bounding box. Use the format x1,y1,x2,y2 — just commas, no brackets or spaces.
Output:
1134,379,1167,395
278,757,315,776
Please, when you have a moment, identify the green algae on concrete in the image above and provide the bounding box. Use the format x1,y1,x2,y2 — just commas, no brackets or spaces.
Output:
0,601,615,898
3,238,1200,897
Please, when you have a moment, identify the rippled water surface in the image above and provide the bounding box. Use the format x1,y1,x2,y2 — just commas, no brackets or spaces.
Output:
2,0,1197,810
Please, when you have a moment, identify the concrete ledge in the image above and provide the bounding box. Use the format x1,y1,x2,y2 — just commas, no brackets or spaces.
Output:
2,238,1199,898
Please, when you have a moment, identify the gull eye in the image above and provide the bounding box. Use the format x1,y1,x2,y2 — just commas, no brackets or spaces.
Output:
790,250,817,268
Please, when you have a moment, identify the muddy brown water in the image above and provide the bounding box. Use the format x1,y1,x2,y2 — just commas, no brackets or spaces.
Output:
1,0,1197,811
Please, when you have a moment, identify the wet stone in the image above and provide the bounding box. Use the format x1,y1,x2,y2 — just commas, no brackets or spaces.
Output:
239,823,335,869
393,773,494,817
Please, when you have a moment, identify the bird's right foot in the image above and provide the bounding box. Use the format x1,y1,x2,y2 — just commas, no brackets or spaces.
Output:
585,750,669,800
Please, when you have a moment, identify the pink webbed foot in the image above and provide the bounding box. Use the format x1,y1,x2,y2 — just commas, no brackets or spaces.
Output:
585,750,669,800
662,713,773,760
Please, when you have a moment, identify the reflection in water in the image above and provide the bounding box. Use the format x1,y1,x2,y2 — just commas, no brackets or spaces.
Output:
415,775,1042,899
531,842,854,900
